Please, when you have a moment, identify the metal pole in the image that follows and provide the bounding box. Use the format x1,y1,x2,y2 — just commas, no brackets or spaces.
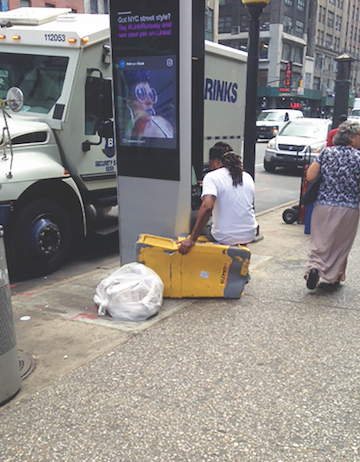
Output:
332,54,354,130
243,3,265,179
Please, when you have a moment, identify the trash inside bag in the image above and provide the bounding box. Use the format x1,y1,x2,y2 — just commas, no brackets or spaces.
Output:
94,262,164,321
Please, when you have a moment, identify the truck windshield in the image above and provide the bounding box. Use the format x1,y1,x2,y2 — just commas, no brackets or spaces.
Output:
0,52,68,114
257,112,284,122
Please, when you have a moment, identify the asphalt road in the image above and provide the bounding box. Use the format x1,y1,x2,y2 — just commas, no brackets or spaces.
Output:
254,141,302,212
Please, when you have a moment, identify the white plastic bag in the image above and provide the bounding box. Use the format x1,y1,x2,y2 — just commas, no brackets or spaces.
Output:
94,262,164,321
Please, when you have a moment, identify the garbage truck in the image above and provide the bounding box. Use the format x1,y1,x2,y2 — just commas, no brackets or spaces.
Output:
0,7,246,279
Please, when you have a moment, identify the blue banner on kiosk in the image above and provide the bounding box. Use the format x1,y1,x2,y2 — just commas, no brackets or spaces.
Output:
109,1,180,181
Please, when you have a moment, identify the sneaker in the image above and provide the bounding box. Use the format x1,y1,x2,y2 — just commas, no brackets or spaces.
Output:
306,269,319,290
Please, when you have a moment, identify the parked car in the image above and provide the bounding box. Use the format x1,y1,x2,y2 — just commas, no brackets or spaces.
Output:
256,108,303,140
263,118,332,172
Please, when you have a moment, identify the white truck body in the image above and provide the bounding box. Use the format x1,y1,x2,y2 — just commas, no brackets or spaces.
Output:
203,41,246,161
0,7,246,278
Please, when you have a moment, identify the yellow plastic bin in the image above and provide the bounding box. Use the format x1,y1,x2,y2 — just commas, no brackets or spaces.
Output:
136,234,251,298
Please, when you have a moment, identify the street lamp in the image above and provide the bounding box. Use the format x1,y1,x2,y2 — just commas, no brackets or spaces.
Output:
242,0,271,179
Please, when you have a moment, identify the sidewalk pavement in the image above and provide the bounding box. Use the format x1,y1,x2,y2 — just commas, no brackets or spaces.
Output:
1,203,360,462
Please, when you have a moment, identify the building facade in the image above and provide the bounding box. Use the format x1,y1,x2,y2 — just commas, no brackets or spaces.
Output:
218,0,358,117
2,0,108,14
206,0,220,42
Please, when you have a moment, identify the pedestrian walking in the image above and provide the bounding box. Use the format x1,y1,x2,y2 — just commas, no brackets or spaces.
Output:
305,120,360,289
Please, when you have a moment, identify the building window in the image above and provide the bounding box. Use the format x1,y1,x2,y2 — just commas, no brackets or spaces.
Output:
327,11,334,28
205,7,214,41
337,0,343,7
329,0,335,4
260,13,270,31
219,16,232,33
315,53,323,69
282,42,292,61
325,34,333,48
334,37,340,51
236,39,248,52
324,56,331,70
45,3,55,6
20,0,31,5
292,72,302,87
90,0,98,13
295,20,304,36
320,30,324,46
318,5,326,24
240,14,249,32
297,0,305,12
104,0,109,14
258,69,268,86
285,0,293,5
293,46,303,64
313,77,321,90
305,72,311,88
259,42,269,59
335,15,342,31
284,15,293,34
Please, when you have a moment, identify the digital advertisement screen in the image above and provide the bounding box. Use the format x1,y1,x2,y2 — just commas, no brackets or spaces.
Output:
109,0,180,180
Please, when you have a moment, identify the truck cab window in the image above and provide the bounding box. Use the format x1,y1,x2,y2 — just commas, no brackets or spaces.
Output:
0,53,68,114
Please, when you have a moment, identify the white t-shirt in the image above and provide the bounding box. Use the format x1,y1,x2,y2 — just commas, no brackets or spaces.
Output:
201,167,257,245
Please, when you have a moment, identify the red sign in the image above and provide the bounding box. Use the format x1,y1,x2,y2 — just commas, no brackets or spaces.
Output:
285,61,292,87
290,102,302,109
279,61,292,94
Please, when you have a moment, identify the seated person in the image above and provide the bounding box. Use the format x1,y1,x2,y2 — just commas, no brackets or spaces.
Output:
178,142,258,255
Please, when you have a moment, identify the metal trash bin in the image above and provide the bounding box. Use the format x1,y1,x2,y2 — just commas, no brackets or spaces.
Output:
0,226,21,405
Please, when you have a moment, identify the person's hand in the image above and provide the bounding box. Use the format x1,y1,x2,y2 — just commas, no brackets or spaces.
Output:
177,238,195,255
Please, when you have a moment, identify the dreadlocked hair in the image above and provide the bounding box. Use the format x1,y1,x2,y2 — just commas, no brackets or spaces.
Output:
209,141,243,186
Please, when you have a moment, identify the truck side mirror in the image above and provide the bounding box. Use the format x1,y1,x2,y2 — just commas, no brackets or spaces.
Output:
83,69,114,152
97,119,114,139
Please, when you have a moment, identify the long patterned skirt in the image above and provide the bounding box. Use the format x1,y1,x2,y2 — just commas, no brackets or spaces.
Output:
305,204,359,283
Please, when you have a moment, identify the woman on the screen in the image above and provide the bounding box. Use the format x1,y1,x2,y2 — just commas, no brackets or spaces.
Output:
122,69,173,139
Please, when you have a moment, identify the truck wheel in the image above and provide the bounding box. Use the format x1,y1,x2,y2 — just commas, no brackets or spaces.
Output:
282,208,298,224
264,159,276,172
7,199,73,278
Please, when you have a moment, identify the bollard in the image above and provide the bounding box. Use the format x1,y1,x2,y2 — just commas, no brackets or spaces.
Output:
0,225,21,405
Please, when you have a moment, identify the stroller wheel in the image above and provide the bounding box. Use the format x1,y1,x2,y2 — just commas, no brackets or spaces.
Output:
283,208,298,224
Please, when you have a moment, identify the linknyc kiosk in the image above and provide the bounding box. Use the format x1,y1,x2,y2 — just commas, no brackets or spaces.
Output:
109,0,205,264
109,0,251,298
